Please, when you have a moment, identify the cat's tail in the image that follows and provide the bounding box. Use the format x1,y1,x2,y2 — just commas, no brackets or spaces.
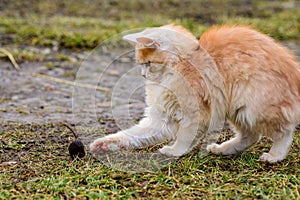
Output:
190,46,227,144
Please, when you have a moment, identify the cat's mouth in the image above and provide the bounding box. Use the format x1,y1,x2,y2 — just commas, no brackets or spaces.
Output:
140,61,151,78
141,61,151,67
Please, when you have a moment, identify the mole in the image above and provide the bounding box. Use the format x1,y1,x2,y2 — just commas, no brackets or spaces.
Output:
64,124,86,160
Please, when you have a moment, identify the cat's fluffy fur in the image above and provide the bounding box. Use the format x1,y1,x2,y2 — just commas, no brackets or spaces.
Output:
90,24,300,163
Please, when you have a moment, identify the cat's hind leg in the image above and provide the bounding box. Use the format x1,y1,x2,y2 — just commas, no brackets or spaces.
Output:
207,128,260,155
259,127,293,163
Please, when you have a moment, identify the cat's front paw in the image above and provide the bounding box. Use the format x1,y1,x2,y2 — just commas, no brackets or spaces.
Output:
158,146,184,157
259,152,284,163
89,137,123,154
206,143,222,154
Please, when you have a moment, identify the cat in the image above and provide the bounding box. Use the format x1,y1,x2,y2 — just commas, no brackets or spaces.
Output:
89,24,300,163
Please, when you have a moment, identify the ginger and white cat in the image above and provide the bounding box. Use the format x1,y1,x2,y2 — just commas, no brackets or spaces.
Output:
90,24,300,163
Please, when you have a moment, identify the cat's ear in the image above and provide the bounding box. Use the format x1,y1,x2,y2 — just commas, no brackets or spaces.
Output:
123,33,159,49
123,33,142,43
136,37,159,48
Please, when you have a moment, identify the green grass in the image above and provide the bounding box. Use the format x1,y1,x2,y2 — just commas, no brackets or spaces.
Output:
0,0,299,50
0,123,299,199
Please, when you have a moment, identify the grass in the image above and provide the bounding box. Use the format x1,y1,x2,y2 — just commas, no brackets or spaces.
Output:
0,122,299,199
0,0,299,50
5,47,45,62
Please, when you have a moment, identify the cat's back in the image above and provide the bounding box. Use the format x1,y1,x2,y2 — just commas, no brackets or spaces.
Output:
200,25,297,65
199,25,300,82
199,25,269,52
199,25,300,119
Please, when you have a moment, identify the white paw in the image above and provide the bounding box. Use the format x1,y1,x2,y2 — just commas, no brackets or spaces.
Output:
159,146,184,157
206,143,222,154
89,137,123,154
259,152,284,163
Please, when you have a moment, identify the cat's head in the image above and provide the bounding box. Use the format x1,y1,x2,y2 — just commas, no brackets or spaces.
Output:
123,24,199,81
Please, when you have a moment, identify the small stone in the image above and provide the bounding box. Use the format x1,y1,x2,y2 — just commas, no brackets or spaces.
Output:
97,101,112,108
106,69,120,76
41,48,51,55
11,96,19,101
120,57,131,63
